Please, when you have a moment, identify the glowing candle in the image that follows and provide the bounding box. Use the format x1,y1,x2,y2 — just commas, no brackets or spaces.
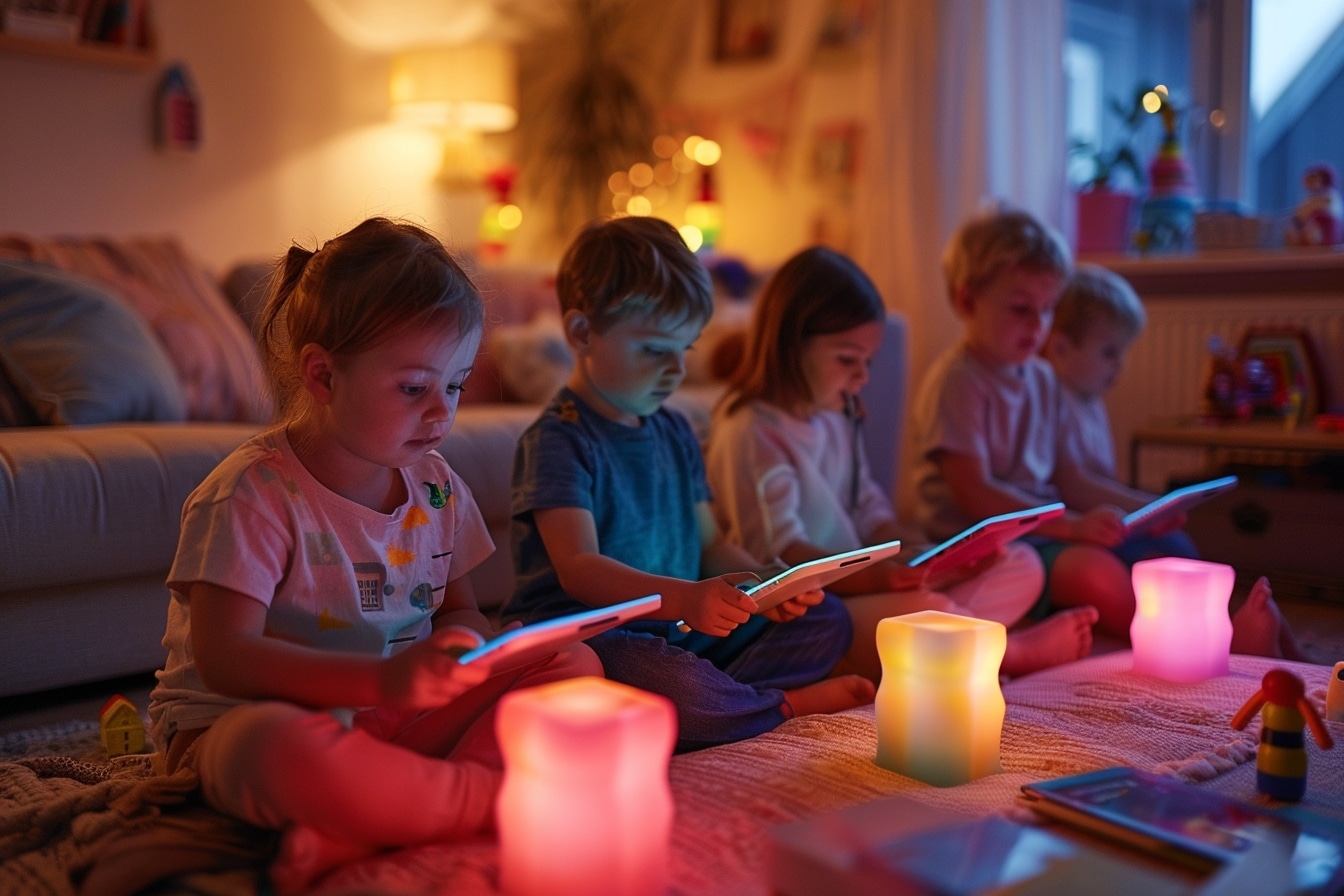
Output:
496,676,676,896
874,610,1005,787
1130,557,1234,683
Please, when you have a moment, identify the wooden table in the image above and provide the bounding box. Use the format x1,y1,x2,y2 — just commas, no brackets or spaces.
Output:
1129,416,1344,488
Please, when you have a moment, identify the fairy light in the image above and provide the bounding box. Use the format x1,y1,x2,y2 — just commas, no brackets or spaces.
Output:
692,139,721,166
627,195,653,216
678,225,704,252
629,162,654,188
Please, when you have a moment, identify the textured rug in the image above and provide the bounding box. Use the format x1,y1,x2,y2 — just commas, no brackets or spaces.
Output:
3,654,1342,896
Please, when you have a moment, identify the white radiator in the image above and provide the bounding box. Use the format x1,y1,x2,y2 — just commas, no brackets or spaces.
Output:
1109,294,1344,490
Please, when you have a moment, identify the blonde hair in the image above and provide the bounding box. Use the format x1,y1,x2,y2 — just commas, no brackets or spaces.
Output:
941,205,1072,303
1053,263,1145,343
556,216,712,333
256,217,483,423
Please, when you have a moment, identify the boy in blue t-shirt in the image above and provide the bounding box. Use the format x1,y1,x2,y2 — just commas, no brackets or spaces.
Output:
503,216,873,752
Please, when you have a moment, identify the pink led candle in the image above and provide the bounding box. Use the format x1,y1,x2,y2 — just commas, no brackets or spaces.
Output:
874,610,1005,787
1130,557,1234,683
496,676,676,896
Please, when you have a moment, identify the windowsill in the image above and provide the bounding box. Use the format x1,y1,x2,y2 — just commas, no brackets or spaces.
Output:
1079,247,1344,296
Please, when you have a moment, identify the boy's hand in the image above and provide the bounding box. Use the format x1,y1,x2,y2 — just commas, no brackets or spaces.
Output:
378,625,491,710
881,558,931,593
1070,506,1125,546
669,576,755,637
760,587,824,623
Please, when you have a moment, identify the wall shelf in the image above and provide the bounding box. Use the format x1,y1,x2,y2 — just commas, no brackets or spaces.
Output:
0,32,154,70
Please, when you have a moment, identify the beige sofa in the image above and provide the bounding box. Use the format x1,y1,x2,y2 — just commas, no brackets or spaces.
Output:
0,238,907,700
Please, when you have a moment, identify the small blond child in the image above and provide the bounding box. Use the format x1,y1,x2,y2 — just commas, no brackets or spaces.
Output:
909,205,1301,658
1043,263,1309,659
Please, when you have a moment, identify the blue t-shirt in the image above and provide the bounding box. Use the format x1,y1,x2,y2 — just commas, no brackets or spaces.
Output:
504,387,709,625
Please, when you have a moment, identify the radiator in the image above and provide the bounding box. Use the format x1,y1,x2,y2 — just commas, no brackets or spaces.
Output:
1108,293,1344,490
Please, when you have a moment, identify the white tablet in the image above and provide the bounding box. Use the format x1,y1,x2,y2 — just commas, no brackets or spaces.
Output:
457,593,661,674
747,539,903,612
1122,475,1238,537
907,503,1065,579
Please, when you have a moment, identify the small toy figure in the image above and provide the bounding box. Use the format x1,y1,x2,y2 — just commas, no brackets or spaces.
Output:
1327,661,1344,723
99,693,147,756
1286,163,1342,247
1231,669,1334,801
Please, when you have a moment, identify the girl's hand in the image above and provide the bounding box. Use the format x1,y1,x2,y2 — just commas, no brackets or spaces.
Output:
761,587,823,623
1070,506,1125,546
668,577,755,637
378,625,491,710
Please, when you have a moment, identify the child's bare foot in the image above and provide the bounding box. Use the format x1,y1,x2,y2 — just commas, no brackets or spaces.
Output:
1229,577,1311,660
270,825,379,895
784,675,875,717
1001,606,1099,677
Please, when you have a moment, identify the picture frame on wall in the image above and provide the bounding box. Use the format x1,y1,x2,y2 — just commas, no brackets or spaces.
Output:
714,0,781,63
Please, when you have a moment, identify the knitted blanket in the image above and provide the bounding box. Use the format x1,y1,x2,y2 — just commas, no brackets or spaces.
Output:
2,653,1340,895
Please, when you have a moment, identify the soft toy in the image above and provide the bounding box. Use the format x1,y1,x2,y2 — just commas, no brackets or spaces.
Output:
1286,163,1342,247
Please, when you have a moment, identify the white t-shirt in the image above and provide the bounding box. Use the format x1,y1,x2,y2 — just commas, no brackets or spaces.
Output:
1058,386,1116,479
705,397,900,563
911,342,1063,541
149,428,494,744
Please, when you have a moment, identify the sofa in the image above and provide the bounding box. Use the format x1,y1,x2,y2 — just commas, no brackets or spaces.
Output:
0,236,908,700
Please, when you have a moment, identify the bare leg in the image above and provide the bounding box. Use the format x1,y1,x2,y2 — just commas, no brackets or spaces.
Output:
1001,607,1099,678
784,675,875,717
1047,545,1134,639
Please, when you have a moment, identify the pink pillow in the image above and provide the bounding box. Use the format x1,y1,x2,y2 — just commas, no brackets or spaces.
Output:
0,235,272,423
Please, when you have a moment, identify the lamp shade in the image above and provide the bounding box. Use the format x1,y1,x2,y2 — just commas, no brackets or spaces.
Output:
1130,557,1234,683
874,610,1006,787
390,43,517,132
496,676,676,896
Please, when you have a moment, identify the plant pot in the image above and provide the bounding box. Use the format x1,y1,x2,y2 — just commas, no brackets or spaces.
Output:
1076,188,1135,254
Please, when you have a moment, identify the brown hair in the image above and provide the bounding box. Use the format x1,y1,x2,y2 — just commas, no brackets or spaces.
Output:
725,246,885,414
942,205,1072,303
555,216,712,333
256,217,483,422
1052,263,1145,343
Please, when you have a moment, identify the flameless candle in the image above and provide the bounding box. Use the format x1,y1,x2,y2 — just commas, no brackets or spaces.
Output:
874,610,1005,787
1130,557,1234,683
496,676,676,896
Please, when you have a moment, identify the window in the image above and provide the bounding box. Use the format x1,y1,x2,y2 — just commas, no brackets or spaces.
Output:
1066,0,1344,218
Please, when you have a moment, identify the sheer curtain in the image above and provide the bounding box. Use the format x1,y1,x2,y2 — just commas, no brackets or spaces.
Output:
855,0,1069,514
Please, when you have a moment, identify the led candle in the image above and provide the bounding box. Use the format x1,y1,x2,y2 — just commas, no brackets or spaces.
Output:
1130,557,1234,683
874,610,1005,787
496,676,676,896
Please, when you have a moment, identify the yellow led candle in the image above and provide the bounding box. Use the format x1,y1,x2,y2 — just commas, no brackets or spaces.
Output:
874,611,1006,787
496,677,676,896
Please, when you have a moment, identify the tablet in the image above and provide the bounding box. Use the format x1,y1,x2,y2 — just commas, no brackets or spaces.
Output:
1019,766,1342,893
747,538,903,612
907,503,1065,579
456,593,660,674
1122,475,1238,538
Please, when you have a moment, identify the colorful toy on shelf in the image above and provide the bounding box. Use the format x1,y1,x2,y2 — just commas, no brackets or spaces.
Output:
99,694,147,756
478,164,522,261
1327,661,1344,723
1135,99,1198,254
1286,163,1342,247
1230,669,1334,802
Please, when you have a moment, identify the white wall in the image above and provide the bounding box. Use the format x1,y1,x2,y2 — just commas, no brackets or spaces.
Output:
0,1,482,273
0,0,876,274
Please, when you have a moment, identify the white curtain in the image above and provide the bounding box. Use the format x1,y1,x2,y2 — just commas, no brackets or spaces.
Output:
855,0,1069,515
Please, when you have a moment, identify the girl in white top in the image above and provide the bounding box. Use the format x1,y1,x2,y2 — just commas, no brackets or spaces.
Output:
705,247,1098,682
147,218,601,894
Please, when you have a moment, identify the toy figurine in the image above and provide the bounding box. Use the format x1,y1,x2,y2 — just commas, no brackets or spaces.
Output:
1231,669,1334,802
1286,163,1342,247
1327,661,1344,723
99,693,147,756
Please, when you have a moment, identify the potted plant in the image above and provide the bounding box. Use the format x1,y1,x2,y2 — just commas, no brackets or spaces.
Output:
1072,83,1156,253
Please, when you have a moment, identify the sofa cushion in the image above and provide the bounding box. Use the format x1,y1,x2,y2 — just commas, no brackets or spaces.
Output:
0,235,271,423
0,259,187,425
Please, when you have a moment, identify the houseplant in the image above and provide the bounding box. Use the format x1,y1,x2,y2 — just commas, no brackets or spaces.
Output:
1072,83,1156,254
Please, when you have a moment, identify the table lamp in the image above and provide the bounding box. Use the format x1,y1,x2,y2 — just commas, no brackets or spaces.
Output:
496,676,676,896
1130,557,1234,683
874,610,1006,787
